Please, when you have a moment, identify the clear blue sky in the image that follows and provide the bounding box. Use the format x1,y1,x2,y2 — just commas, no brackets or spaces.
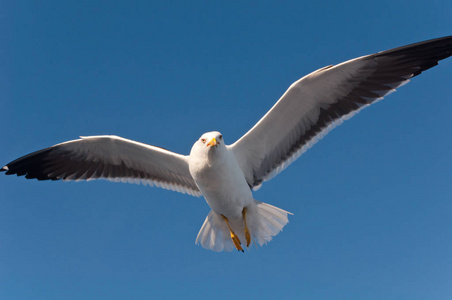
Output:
1,1,451,299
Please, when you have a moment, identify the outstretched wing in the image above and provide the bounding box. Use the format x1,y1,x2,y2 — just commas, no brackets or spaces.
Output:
229,36,452,189
1,135,201,196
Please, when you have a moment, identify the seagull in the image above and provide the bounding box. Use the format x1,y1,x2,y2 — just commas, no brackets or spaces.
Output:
2,36,452,252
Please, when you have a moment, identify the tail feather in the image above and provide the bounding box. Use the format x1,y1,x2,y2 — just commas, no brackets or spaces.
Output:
196,211,234,252
251,201,292,246
196,200,292,252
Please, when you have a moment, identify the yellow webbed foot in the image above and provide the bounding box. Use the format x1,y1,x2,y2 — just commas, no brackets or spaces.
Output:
242,207,251,247
244,227,251,248
221,214,244,252
230,231,243,252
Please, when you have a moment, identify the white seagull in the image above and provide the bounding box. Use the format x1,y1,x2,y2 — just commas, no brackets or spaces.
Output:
2,36,452,252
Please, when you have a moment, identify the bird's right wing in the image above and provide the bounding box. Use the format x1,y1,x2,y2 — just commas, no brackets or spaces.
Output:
1,135,202,197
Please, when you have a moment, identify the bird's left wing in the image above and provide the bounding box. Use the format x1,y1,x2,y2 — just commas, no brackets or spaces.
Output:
229,36,452,190
1,135,202,196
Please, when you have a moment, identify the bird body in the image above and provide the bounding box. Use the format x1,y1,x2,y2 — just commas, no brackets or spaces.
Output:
189,132,253,218
188,131,290,251
2,36,452,252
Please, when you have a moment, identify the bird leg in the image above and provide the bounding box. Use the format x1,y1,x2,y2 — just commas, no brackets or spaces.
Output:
221,214,243,252
242,207,251,247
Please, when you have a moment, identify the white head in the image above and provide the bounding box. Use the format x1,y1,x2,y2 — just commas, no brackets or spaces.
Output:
190,131,225,159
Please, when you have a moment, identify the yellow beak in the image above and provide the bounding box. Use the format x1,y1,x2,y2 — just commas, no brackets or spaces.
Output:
207,138,217,147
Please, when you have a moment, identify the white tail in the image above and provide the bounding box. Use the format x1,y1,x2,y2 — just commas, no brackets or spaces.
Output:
195,200,292,252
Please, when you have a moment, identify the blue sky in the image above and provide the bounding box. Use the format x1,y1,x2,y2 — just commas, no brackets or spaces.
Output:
1,1,451,299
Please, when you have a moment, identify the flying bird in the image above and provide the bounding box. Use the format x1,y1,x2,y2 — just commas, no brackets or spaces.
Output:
2,36,452,252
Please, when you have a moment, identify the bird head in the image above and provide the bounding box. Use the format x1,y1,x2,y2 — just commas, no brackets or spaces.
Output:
190,131,225,159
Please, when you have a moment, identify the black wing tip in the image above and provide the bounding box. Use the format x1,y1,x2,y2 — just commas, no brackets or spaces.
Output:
1,148,59,180
1,164,53,180
376,35,452,56
371,35,452,79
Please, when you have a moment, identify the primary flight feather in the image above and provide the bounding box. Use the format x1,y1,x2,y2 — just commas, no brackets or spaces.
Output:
3,36,452,252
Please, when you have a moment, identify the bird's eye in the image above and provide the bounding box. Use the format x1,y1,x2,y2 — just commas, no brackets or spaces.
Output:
201,138,206,143
219,135,223,140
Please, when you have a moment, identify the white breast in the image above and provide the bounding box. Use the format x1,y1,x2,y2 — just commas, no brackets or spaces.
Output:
189,146,253,218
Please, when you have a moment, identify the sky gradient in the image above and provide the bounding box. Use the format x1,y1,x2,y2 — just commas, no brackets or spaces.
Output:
1,1,452,299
